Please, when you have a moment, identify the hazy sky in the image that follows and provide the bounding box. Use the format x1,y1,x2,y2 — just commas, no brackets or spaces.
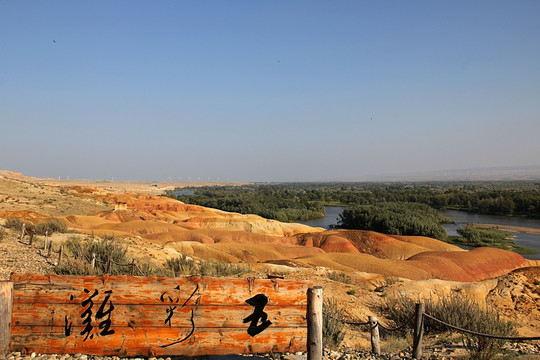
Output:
1,1,539,182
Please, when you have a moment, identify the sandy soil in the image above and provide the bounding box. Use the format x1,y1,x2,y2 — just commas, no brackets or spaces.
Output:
474,223,540,235
0,170,246,195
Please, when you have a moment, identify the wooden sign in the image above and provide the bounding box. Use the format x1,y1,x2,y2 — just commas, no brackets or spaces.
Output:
6,274,311,357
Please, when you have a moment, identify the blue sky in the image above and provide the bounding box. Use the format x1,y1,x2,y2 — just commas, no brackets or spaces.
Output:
1,1,539,181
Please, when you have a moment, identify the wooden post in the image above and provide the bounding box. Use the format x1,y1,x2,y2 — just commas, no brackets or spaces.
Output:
413,303,425,359
307,286,323,360
44,231,48,250
106,257,112,275
20,223,25,241
58,245,63,265
131,259,136,276
369,316,380,355
0,281,14,357
29,231,34,248
47,242,53,257
91,253,96,270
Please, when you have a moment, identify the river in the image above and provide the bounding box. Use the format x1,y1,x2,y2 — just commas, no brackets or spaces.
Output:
440,210,540,260
299,207,540,260
298,206,344,229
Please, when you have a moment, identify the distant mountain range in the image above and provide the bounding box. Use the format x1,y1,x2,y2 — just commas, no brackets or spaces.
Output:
355,165,540,182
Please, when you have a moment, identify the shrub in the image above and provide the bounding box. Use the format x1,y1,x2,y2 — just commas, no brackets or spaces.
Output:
35,219,67,235
166,255,198,276
323,297,346,349
199,259,251,277
55,257,95,276
381,292,517,359
328,271,351,284
165,256,251,278
4,217,25,230
61,235,130,275
137,259,174,277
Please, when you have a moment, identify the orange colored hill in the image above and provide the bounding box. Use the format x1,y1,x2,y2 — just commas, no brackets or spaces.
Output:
0,180,531,282
295,230,461,259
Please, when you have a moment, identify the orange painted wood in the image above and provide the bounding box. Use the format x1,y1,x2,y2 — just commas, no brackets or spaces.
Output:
11,274,309,305
11,328,307,357
9,274,311,357
12,303,307,328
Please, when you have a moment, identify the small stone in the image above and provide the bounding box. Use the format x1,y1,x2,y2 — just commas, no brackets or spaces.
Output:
30,353,37,359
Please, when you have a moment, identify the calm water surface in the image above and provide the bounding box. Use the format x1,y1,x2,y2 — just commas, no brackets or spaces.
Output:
298,206,345,229
440,210,540,260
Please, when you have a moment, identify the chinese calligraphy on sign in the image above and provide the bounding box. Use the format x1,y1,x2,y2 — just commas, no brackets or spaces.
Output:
8,274,310,357
243,294,272,336
65,288,116,341
160,283,200,347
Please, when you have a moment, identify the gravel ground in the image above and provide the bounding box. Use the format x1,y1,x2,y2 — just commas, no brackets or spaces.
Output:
5,343,540,360
0,229,55,280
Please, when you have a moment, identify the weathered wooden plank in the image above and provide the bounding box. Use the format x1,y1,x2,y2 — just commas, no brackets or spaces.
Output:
12,303,307,328
11,327,307,357
11,275,310,306
9,274,311,356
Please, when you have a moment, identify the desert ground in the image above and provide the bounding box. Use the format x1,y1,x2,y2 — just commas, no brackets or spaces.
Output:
1,170,539,358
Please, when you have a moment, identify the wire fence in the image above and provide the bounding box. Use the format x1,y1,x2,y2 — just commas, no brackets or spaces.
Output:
18,223,147,276
326,302,540,359
423,313,540,341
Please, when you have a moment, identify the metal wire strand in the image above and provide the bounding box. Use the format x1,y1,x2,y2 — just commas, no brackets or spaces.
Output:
423,313,540,341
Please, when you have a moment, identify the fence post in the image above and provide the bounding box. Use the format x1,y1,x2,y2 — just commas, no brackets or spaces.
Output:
47,243,53,258
413,303,425,359
368,316,381,355
58,245,63,265
1,281,14,357
131,259,136,276
29,231,34,248
20,223,25,241
307,286,323,360
44,231,48,250
91,253,96,270
106,257,112,275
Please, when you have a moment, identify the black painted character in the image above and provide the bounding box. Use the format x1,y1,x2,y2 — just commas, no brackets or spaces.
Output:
96,290,115,336
160,284,200,348
80,288,98,341
243,294,272,336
